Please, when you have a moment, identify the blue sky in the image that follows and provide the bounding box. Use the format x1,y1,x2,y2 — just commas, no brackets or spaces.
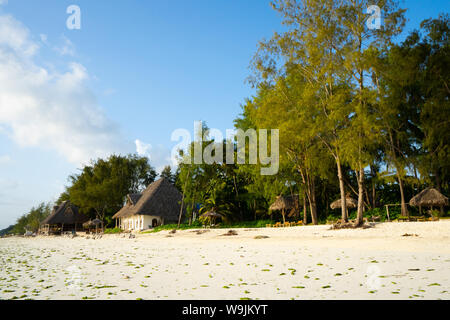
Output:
0,0,448,229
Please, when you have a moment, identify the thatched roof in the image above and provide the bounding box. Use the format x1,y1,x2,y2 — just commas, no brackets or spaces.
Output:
83,219,103,228
112,178,184,223
409,188,449,207
269,194,299,211
200,211,223,219
41,201,88,225
129,193,142,205
113,202,133,218
330,197,357,210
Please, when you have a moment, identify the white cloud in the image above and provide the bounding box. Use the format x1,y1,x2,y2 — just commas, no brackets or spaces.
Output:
135,139,172,173
0,154,11,164
0,14,124,165
54,35,75,56
39,33,48,44
0,15,38,57
0,0,8,6
135,139,151,157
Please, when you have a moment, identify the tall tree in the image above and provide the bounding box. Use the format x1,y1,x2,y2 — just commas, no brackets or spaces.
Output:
374,14,449,216
64,154,157,222
11,202,51,234
251,0,405,225
160,165,176,184
415,15,450,193
335,0,405,225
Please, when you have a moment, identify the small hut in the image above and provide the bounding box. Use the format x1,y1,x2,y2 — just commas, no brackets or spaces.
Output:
39,201,88,235
83,219,104,234
269,194,299,224
409,187,449,215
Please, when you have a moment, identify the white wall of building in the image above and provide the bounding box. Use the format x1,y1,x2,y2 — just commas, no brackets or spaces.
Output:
119,215,163,231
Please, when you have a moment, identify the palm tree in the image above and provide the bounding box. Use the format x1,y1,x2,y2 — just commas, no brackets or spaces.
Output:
199,183,235,224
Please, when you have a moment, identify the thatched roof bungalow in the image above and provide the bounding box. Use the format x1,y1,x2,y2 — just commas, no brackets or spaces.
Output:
39,201,88,235
113,178,184,231
409,187,449,214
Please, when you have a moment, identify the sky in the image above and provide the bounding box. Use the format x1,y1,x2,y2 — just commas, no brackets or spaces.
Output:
0,0,448,229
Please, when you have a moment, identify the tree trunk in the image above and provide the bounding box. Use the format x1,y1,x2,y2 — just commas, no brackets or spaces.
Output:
370,164,377,208
309,178,318,225
189,197,196,226
363,184,371,210
397,172,409,217
178,188,186,227
232,173,243,221
336,157,348,222
178,167,191,228
303,194,307,225
355,55,365,227
355,165,365,226
297,164,318,225
435,168,442,192
388,129,408,217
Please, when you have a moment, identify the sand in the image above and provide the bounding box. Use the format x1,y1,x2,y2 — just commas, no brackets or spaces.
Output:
0,220,449,300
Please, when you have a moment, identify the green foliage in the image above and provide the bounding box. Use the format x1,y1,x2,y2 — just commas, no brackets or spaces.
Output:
143,220,275,233
160,165,176,184
143,222,202,233
63,154,157,223
103,228,122,234
11,203,51,234
0,225,14,236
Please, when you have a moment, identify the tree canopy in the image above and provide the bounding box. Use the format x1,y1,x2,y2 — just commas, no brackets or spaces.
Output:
8,3,449,233
61,154,157,224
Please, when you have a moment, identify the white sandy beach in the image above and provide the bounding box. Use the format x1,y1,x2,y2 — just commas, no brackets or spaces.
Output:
1,220,449,300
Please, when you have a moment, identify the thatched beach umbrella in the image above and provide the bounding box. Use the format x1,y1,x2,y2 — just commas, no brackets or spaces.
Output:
200,211,223,226
330,197,357,210
330,196,357,221
200,211,223,219
83,219,104,234
409,188,449,215
269,195,299,224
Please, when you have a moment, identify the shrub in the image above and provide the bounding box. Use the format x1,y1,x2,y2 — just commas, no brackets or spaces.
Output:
104,227,122,234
